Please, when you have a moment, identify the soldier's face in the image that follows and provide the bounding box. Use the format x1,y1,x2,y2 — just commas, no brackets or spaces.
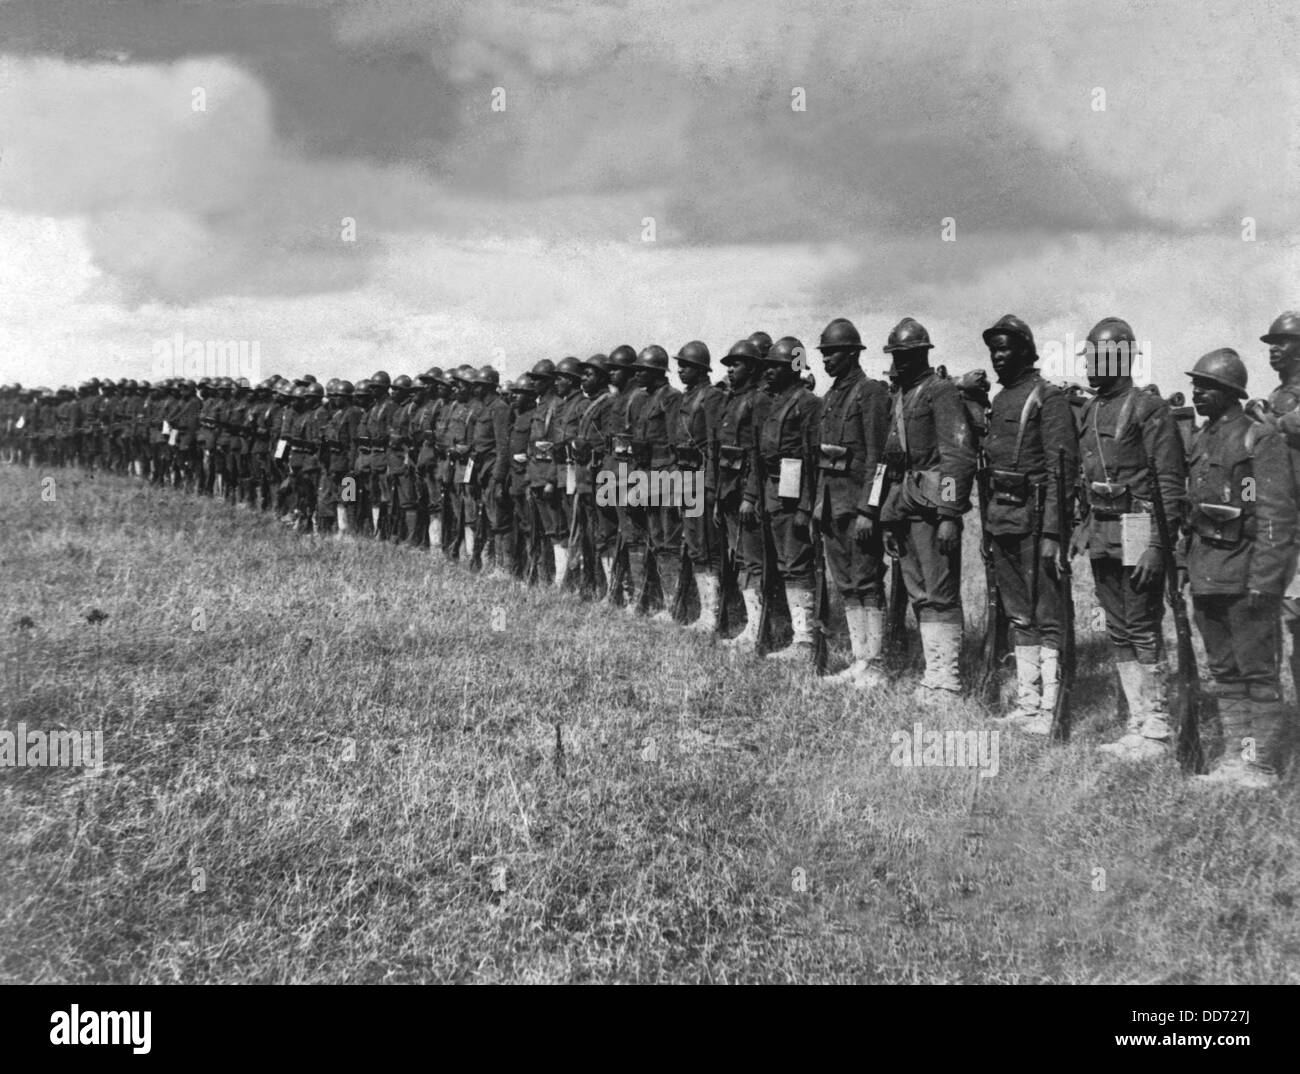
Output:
988,336,1030,383
555,375,578,398
726,361,753,391
609,367,629,390
677,362,705,389
633,368,657,390
581,368,606,395
820,348,856,379
762,364,793,394
1191,379,1233,419
1268,336,1300,375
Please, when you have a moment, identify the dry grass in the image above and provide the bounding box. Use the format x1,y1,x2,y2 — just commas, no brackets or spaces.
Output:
2,464,1298,983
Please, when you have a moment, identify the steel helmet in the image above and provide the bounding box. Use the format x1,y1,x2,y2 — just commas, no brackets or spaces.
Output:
511,376,538,395
1261,311,1300,343
608,345,637,368
1086,316,1136,346
747,331,773,358
883,317,934,353
763,336,807,368
674,340,712,369
369,370,391,389
580,353,611,373
818,318,865,353
325,378,341,394
722,339,761,366
1186,348,1248,398
353,378,374,397
417,367,445,385
982,314,1036,353
303,381,324,399
529,359,556,380
555,357,583,380
633,345,670,372
236,377,251,390
335,380,354,396
391,374,414,393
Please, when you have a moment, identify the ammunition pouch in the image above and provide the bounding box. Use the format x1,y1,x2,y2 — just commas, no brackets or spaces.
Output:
453,442,472,460
883,449,907,483
718,444,747,471
631,440,651,468
817,443,851,472
1088,479,1131,519
990,468,1030,506
610,434,635,459
1191,501,1247,546
569,439,593,466
531,439,555,463
673,443,704,468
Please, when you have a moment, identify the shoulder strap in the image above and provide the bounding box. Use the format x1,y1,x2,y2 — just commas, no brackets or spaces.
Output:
1012,382,1046,469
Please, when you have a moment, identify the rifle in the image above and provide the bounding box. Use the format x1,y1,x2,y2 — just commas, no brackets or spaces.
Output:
1147,450,1204,773
1050,446,1075,742
975,453,1009,706
714,514,735,635
755,453,777,654
471,488,488,571
884,554,908,669
579,494,599,599
635,539,664,615
607,530,630,605
810,487,830,674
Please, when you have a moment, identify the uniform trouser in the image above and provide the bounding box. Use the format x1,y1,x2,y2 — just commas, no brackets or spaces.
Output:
486,482,512,558
1282,597,1300,700
1089,555,1164,664
990,530,1060,647
293,464,319,522
532,485,564,543
391,466,418,510
892,513,962,625
765,498,814,589
682,485,719,569
822,510,885,607
1194,593,1282,696
719,489,765,591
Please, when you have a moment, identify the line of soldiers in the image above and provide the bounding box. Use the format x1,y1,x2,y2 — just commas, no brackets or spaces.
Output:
5,311,1300,789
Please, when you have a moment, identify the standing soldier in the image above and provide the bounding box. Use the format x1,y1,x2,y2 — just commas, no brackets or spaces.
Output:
1185,350,1297,788
349,380,374,528
213,379,237,501
571,354,617,591
715,340,771,648
551,357,588,587
755,336,822,660
171,379,201,491
525,359,564,583
629,346,683,616
507,376,539,578
466,367,511,567
671,341,726,629
980,315,1078,730
386,375,421,546
600,345,645,605
1259,312,1300,707
880,318,978,703
442,367,477,558
1071,318,1187,760
226,378,253,505
813,318,891,686
197,380,221,494
322,380,363,536
290,381,326,532
411,370,448,549
361,371,395,538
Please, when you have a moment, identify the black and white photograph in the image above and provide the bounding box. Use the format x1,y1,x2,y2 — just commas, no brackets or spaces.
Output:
0,0,1296,1033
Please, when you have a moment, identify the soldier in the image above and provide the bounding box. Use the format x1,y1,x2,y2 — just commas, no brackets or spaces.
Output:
551,357,587,587
441,367,478,557
880,318,977,703
269,379,297,516
361,371,396,537
754,336,822,660
523,359,565,583
1183,350,1297,788
748,331,773,360
319,379,361,536
714,340,771,648
348,380,375,527
507,376,539,578
980,315,1078,730
672,341,726,629
1070,318,1187,759
170,379,201,491
628,345,683,616
412,369,450,549
197,379,221,494
386,375,421,545
813,318,891,686
213,378,238,501
466,366,512,568
1259,312,1300,709
247,380,278,510
288,381,326,532
600,345,645,605
573,354,618,592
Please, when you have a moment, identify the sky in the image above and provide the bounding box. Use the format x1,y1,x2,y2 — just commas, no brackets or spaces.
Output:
0,0,1297,392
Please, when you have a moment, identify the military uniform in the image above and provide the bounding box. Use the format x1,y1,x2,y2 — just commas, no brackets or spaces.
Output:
468,379,511,565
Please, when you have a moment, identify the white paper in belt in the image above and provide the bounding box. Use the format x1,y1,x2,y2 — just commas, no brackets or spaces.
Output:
778,458,801,498
565,464,577,495
1120,512,1151,567
274,438,287,459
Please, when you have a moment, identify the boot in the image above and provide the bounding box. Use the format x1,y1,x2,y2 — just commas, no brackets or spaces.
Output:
992,645,1040,724
1238,697,1285,789
370,505,381,538
336,505,351,538
1099,662,1169,760
827,605,886,688
1196,694,1253,785
913,620,963,705
554,545,570,590
600,553,615,599
405,510,421,548
652,554,679,621
768,587,814,661
726,589,763,649
1017,646,1058,735
428,517,441,552
689,574,719,633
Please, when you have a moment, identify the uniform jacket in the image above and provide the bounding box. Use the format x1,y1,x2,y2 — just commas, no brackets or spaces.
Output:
752,382,820,514
881,368,977,524
715,383,771,505
814,365,890,520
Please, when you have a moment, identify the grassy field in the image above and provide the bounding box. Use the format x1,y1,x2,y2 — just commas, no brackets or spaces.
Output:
2,463,1298,983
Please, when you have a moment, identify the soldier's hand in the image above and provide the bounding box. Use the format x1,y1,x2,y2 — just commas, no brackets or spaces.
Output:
794,509,811,539
1042,537,1063,579
1130,547,1164,592
1068,529,1088,559
543,481,555,495
1176,565,1189,593
937,519,961,557
883,529,902,559
854,515,875,544
739,500,757,525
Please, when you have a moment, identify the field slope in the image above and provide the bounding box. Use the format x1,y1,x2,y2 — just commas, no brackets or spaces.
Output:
1,465,1298,983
